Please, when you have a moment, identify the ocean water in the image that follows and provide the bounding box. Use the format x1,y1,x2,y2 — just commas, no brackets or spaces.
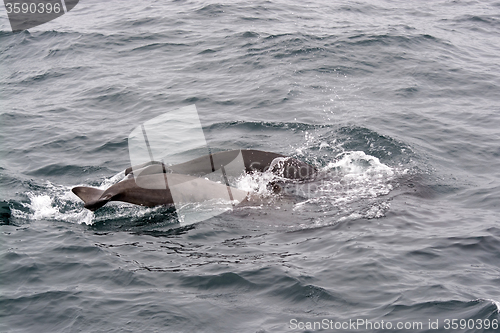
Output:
1,0,500,332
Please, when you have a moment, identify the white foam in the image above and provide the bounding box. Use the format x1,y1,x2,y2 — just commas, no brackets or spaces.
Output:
236,170,277,198
326,151,394,177
28,194,58,220
365,202,391,219
290,151,397,224
19,190,95,225
233,150,398,226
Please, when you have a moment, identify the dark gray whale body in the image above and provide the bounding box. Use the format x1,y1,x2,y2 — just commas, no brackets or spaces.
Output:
72,149,317,211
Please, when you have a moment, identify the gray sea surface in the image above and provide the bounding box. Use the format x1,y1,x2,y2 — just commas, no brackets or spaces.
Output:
1,0,500,332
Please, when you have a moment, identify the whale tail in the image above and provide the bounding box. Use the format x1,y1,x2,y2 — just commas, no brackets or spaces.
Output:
72,187,111,211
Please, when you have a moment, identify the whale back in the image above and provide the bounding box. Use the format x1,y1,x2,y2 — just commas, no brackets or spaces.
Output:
124,149,317,180
72,174,247,211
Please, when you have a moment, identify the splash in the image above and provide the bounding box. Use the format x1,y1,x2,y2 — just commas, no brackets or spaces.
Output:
326,151,394,177
232,149,399,228
27,193,58,220
19,190,94,225
12,172,127,225
236,168,279,198
291,151,398,225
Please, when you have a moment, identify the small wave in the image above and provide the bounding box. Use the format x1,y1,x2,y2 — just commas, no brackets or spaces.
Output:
195,3,228,16
240,31,260,38
476,298,500,313
454,14,500,26
386,298,500,324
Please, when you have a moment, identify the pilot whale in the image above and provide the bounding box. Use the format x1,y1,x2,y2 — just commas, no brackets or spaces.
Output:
72,149,317,211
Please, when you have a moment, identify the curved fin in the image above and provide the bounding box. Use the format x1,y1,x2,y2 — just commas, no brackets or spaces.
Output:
72,187,110,211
